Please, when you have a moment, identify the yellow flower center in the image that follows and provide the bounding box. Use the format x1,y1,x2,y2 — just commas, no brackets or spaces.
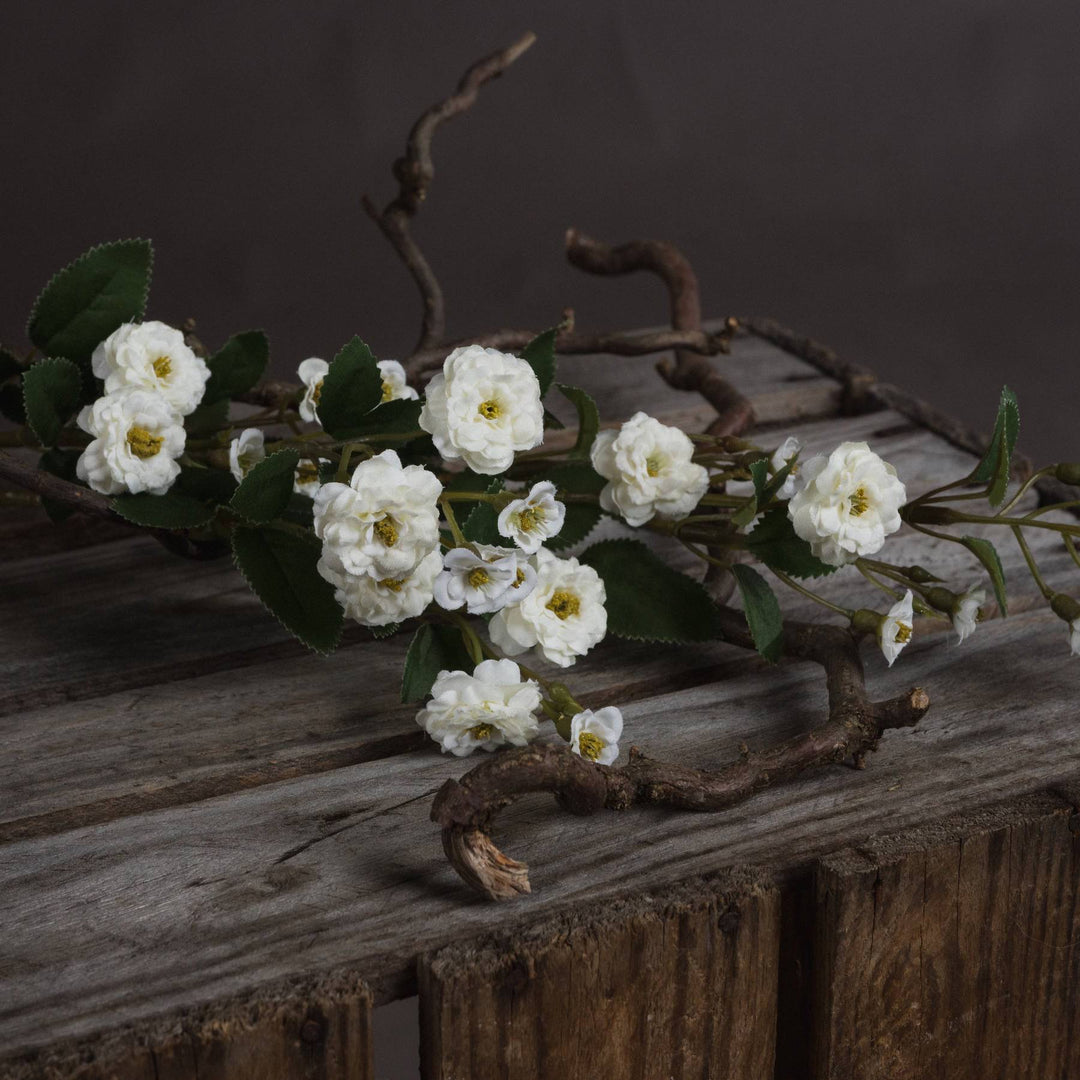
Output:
468,722,496,741
237,451,260,477
295,461,319,484
373,517,398,546
646,453,664,477
513,568,527,588
311,379,324,405
478,399,501,420
378,577,405,592
546,590,580,620
126,425,163,459
152,355,172,379
467,567,491,589
516,506,542,532
381,380,394,403
894,622,912,644
577,732,605,760
849,487,869,516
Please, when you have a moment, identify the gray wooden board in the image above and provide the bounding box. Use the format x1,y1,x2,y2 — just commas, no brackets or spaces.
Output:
2,332,1078,1060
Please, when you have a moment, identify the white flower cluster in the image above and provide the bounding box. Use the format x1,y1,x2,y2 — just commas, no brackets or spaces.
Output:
76,321,209,495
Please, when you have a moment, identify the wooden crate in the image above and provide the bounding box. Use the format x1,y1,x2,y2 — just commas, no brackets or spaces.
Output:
1,326,1078,1079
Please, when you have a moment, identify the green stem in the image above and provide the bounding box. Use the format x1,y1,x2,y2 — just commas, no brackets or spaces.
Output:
998,466,1054,515
855,560,903,601
770,568,854,618
1012,526,1053,599
1065,535,1080,573
439,497,473,549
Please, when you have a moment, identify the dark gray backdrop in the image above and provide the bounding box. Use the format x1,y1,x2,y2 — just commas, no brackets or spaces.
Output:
4,2,1080,461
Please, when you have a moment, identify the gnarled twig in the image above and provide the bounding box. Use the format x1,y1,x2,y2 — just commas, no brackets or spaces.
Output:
432,614,930,899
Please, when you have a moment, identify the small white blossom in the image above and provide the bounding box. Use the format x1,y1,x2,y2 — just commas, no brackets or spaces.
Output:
569,707,623,766
292,458,327,498
433,543,537,615
497,480,566,553
91,321,209,417
331,549,442,627
313,449,442,581
419,345,544,474
1069,619,1080,658
952,585,985,644
489,548,606,668
879,590,914,667
228,427,266,482
297,357,329,423
590,412,709,527
788,441,906,566
416,658,542,756
378,359,419,402
727,435,802,502
75,388,186,495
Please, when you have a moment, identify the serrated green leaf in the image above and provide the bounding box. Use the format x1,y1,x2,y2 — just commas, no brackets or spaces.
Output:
960,535,1008,616
351,396,422,437
557,383,600,459
318,336,382,438
38,448,81,523
462,477,504,545
112,490,217,529
761,458,796,504
27,240,152,361
281,491,315,529
22,358,83,447
0,382,27,424
184,396,229,437
401,623,475,702
731,564,784,662
232,525,342,654
971,386,1020,506
745,509,840,580
543,408,566,430
371,622,401,639
520,328,557,397
580,538,722,643
749,459,770,502
176,466,237,504
203,330,270,404
230,449,300,524
546,462,605,551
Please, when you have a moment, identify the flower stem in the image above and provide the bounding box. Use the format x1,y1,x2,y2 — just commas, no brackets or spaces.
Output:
1012,526,1053,599
769,568,854,618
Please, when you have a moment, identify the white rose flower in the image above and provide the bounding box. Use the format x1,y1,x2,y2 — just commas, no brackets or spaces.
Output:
75,388,186,496
590,412,709,527
228,427,266,482
292,458,327,498
297,357,329,423
952,585,985,644
433,543,537,615
878,590,914,667
569,706,623,766
788,441,906,566
419,345,544,474
313,449,442,581
378,359,419,403
332,549,442,627
91,321,209,418
489,548,606,667
497,480,566,553
727,435,802,501
416,658,542,757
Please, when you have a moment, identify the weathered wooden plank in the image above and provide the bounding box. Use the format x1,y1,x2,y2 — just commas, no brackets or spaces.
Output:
417,872,779,1080
4,970,373,1080
1,601,1078,1058
807,795,1080,1080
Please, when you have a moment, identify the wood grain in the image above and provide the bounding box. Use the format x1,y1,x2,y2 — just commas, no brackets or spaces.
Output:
418,872,779,1080
807,794,1080,1080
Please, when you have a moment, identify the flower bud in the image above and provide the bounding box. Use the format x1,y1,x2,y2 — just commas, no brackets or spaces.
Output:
850,608,883,636
1054,462,1080,487
924,586,959,614
903,505,958,526
899,564,943,584
1050,593,1080,624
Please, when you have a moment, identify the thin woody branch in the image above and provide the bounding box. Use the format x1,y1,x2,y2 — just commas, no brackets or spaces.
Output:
0,449,114,520
432,616,930,900
363,31,537,353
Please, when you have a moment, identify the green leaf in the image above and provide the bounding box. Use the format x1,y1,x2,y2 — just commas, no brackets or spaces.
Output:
176,466,237,505
0,346,22,382
749,459,770,503
401,623,476,702
351,396,422,437
111,490,218,529
203,330,270,404
230,449,300,524
960,535,1008,616
318,336,383,438
184,396,229,438
731,564,784,662
543,408,566,430
557,383,600,459
22,358,83,447
232,525,342,654
520,328,557,397
462,478,504,545
27,239,152,361
38,447,81,523
546,462,605,551
745,509,840,580
580,538,722,643
971,386,1020,507
0,382,27,424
